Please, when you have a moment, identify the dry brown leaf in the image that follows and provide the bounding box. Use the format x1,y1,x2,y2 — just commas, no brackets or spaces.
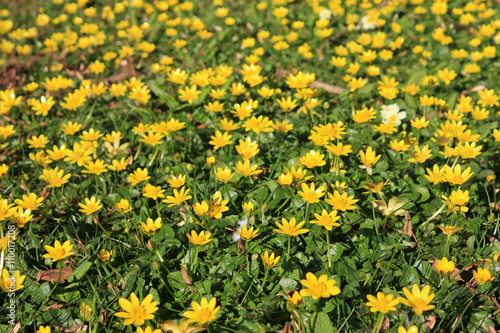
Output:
181,268,194,293
403,211,413,237
382,317,390,330
238,238,245,255
487,325,496,333
37,266,74,282
44,303,64,311
10,322,21,333
423,315,436,329
277,322,292,333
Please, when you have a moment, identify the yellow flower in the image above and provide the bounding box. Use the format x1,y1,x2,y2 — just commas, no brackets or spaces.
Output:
435,257,455,276
300,272,341,299
167,174,186,188
162,187,192,207
425,164,443,184
286,291,303,310
398,326,419,333
160,318,205,333
97,249,113,263
139,131,164,147
115,199,132,214
365,292,399,313
9,207,33,228
299,150,326,169
235,137,259,160
78,196,102,215
407,145,433,163
36,326,51,333
442,189,469,213
237,224,259,241
359,146,381,174
436,225,464,235
297,182,325,204
310,209,340,231
0,269,25,292
82,159,108,175
324,191,359,211
193,201,209,217
273,217,309,236
242,202,254,215
206,156,216,167
352,107,376,123
261,251,280,269
43,240,74,262
234,160,262,177
215,167,234,182
114,292,158,326
398,284,435,315
142,184,166,200
441,164,473,185
278,173,293,186
39,167,71,188
473,267,495,286
209,131,232,150
183,297,220,325
178,85,201,104
186,230,212,246
373,197,406,216
80,302,92,321
140,217,163,235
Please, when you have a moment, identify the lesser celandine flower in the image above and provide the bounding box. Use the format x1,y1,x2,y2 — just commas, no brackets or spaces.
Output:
473,267,495,286
300,272,341,300
115,199,132,214
114,292,158,326
140,217,162,235
80,302,92,321
79,196,102,215
237,224,259,241
365,292,399,313
242,202,254,215
0,269,25,292
299,150,326,169
436,225,464,236
43,240,74,262
187,230,212,246
261,251,280,269
215,167,234,182
183,297,220,325
435,257,455,276
274,217,309,237
324,191,359,211
97,249,113,263
398,284,435,315
36,326,51,333
442,164,473,185
161,319,205,333
297,182,325,204
398,326,419,333
162,187,192,207
359,146,381,174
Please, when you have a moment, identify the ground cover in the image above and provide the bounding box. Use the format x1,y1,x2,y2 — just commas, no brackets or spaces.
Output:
0,0,500,332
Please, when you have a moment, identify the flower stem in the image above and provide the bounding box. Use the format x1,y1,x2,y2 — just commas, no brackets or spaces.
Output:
256,268,269,297
287,236,291,256
371,313,384,333
326,230,331,268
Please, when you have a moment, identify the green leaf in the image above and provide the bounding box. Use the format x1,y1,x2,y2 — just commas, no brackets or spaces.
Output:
68,261,93,282
148,81,179,109
279,277,298,290
312,311,335,333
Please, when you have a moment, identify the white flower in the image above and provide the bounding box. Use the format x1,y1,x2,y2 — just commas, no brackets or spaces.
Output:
359,15,377,30
319,8,332,20
380,104,406,126
232,218,248,242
